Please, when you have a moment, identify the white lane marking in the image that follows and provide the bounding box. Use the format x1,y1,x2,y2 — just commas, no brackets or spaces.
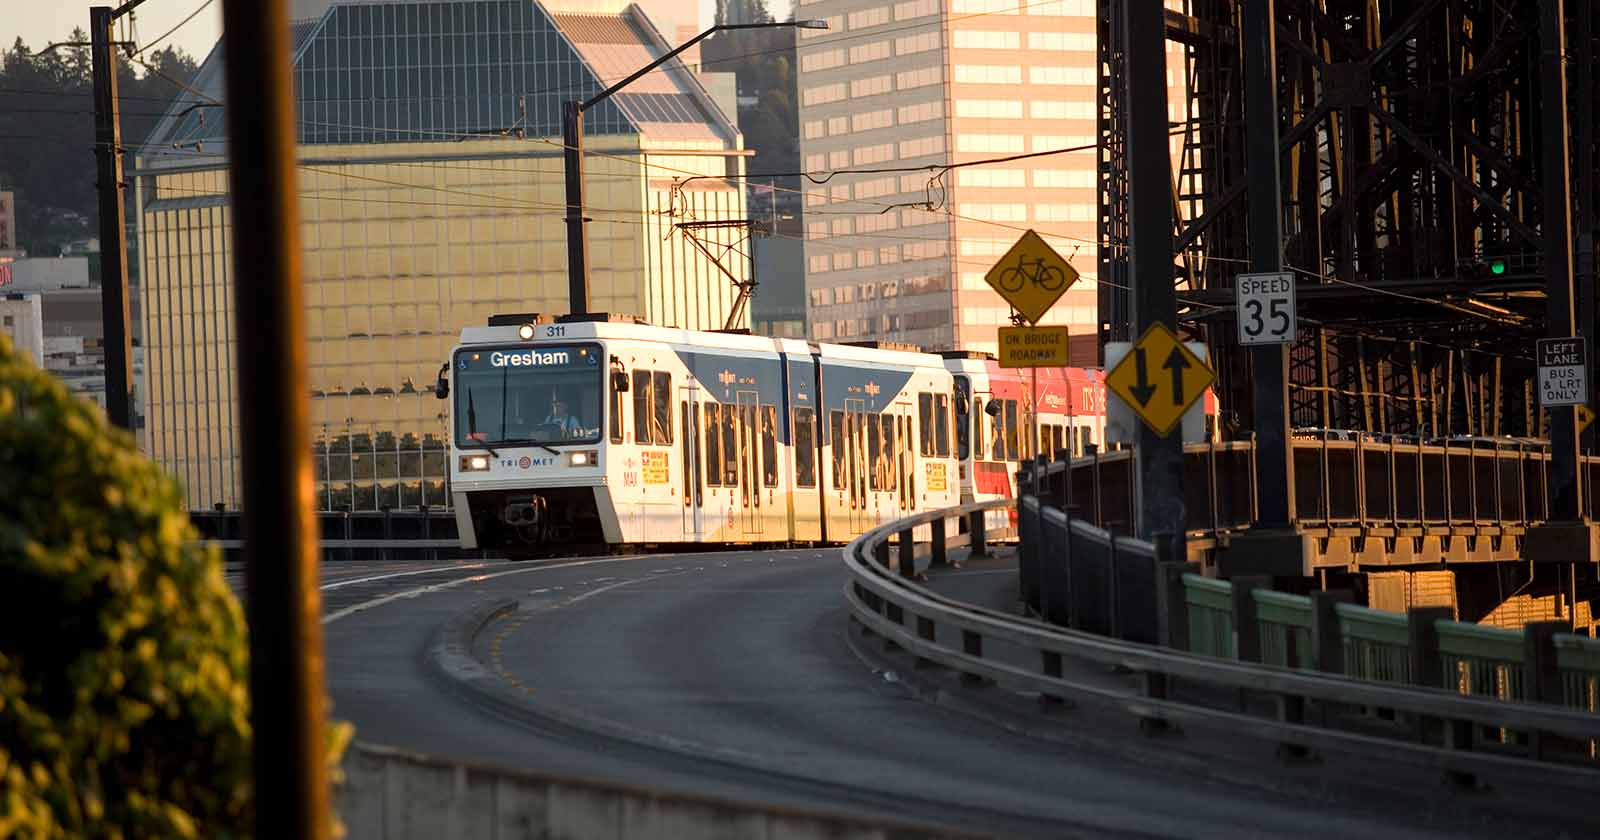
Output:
319,562,492,590
323,555,656,625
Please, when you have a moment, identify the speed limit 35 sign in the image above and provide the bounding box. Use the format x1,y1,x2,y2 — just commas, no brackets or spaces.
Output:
1236,271,1296,345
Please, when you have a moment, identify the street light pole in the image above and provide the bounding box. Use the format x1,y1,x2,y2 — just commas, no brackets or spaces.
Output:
561,18,827,316
91,6,135,430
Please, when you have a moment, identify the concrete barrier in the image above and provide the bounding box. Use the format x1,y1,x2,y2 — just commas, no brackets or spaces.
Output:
336,741,964,839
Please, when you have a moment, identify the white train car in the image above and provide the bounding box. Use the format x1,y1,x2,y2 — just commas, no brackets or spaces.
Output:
440,314,959,555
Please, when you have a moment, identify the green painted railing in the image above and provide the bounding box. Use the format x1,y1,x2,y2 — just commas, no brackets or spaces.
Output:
1253,588,1313,669
1336,602,1411,684
1437,620,1525,701
1183,573,1233,659
1556,633,1600,714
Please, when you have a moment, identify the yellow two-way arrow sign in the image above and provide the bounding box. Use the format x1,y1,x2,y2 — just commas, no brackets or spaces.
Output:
1105,323,1215,436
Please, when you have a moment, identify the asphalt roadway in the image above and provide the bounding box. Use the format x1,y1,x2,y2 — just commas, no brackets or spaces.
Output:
254,545,1562,839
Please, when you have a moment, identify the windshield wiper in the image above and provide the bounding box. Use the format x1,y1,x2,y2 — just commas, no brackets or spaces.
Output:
466,390,500,458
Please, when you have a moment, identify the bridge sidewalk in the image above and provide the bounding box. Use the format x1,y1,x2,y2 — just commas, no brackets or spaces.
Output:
914,548,1140,699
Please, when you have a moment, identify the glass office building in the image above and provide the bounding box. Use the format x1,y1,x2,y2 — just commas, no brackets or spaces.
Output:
135,0,748,511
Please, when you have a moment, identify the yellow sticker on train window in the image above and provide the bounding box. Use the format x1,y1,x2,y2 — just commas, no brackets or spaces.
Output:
641,451,670,484
925,461,948,492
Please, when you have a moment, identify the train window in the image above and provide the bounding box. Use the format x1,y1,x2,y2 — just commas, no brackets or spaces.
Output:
691,405,703,504
990,410,1004,462
1080,426,1093,454
652,372,673,445
830,411,846,489
704,403,722,486
681,403,691,505
794,407,817,488
610,376,625,444
974,399,985,460
867,415,883,491
934,394,951,457
883,415,897,492
632,370,651,444
761,405,778,487
918,393,933,456
722,406,739,486
1004,400,1020,460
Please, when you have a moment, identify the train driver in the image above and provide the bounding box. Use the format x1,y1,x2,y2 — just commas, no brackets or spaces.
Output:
544,395,582,438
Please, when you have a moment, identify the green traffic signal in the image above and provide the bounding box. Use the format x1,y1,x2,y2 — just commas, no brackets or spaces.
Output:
1490,260,1506,275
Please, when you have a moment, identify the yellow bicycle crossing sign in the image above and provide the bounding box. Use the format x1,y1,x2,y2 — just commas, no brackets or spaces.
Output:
984,230,1079,324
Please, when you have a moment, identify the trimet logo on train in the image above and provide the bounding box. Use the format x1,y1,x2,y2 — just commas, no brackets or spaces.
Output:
490,349,570,367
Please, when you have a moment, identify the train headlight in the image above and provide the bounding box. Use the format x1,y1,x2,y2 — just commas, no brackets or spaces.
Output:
518,323,536,340
570,450,598,467
460,455,491,472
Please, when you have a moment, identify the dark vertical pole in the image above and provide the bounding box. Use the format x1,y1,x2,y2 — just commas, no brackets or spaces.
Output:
219,0,330,835
1125,0,1184,565
1542,0,1584,520
1242,0,1295,526
91,6,134,430
1575,1,1597,452
563,101,590,316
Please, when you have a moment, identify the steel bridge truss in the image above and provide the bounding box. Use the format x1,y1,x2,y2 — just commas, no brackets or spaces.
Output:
1099,0,1600,439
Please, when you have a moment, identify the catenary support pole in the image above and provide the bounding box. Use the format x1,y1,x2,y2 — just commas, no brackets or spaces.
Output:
90,6,134,430
562,100,590,316
1241,0,1295,525
219,0,331,835
1541,0,1584,519
1124,0,1185,565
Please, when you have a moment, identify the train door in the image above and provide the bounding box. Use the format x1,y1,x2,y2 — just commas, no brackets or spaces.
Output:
738,390,761,535
895,406,914,512
680,385,702,541
845,398,867,533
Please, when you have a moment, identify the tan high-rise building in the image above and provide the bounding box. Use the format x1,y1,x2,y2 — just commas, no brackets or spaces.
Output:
797,0,1183,355
135,0,748,512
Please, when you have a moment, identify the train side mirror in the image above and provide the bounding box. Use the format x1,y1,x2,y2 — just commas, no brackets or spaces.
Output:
434,363,449,400
985,399,1002,417
611,370,630,392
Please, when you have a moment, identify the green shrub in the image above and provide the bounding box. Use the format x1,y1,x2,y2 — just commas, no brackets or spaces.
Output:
0,333,345,838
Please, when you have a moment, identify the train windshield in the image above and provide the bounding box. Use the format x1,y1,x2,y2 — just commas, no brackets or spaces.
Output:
452,343,603,447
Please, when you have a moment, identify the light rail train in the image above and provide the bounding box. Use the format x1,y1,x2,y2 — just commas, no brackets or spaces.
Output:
439,314,1122,556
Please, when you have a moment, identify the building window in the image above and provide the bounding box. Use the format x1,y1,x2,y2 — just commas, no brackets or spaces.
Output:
898,135,946,158
800,49,845,72
803,120,825,139
956,168,1025,188
895,30,941,55
955,99,1023,119
847,6,890,28
955,133,1024,153
896,100,943,124
952,30,1019,49
1028,66,1095,86
849,40,891,63
894,0,938,19
952,0,1018,13
802,82,847,106
959,202,1028,222
851,109,894,133
848,75,893,98
953,65,1023,85
894,65,943,90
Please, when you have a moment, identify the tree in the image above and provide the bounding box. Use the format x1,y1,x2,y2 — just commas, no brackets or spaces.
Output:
0,331,255,836
0,34,198,258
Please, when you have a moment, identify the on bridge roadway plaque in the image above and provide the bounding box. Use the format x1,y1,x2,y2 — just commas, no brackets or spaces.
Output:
1536,336,1588,407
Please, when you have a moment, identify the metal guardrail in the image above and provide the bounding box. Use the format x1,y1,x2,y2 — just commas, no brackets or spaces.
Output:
844,501,1600,778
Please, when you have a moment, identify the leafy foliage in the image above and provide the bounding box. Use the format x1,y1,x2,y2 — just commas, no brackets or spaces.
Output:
0,332,254,838
701,1,800,194
0,33,199,257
